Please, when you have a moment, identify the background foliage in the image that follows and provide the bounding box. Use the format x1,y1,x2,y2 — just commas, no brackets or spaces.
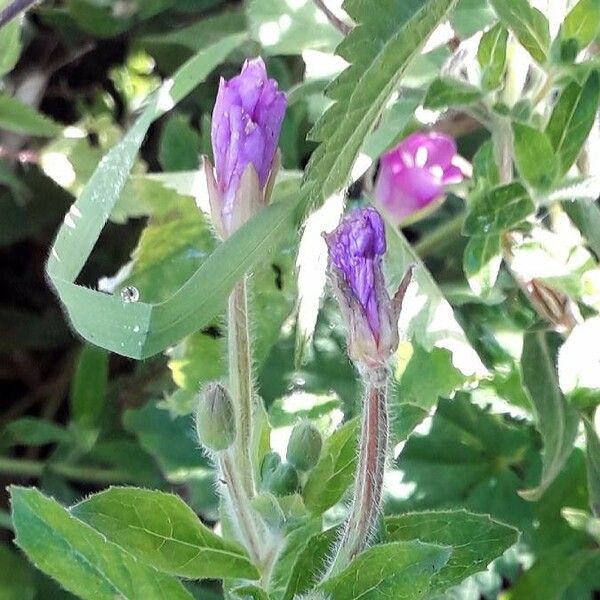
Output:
0,0,600,598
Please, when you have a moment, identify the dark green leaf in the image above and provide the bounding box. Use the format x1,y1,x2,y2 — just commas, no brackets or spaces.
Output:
463,233,503,296
512,122,558,190
472,139,500,186
423,76,483,109
318,541,452,599
489,0,550,64
303,419,358,514
385,510,519,593
464,182,534,235
546,72,600,176
562,199,600,258
519,331,580,500
10,487,193,600
158,116,200,172
477,23,508,90
72,487,259,580
0,543,35,600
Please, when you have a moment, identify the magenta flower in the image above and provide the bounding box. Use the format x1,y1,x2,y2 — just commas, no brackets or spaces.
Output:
325,208,412,367
374,132,464,223
207,57,286,237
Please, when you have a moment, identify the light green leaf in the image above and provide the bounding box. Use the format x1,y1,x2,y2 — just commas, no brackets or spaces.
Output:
247,0,342,55
545,72,600,176
303,0,458,204
318,541,452,599
70,345,108,449
10,487,193,600
562,0,600,51
562,507,600,542
0,1,22,76
303,419,358,514
423,76,483,109
463,182,534,235
477,23,508,90
232,584,270,599
519,331,580,501
385,510,519,593
489,0,550,64
463,233,503,296
512,122,558,190
45,32,260,359
583,415,600,516
0,95,61,137
72,487,259,580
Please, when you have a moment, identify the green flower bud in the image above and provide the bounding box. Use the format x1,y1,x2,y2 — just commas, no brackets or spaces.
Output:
195,382,235,451
267,463,300,497
286,421,322,471
260,451,282,481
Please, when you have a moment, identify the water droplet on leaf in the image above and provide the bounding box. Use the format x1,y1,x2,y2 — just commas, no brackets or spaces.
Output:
120,286,139,303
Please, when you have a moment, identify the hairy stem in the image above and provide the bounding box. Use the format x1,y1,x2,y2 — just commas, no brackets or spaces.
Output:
327,371,388,576
220,452,263,566
228,277,256,496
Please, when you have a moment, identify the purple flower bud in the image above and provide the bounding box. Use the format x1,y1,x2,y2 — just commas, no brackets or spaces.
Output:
325,208,412,367
374,132,464,223
209,57,286,234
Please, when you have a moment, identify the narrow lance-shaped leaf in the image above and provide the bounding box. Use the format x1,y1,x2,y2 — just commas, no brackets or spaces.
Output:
519,331,580,500
10,487,193,600
489,0,550,64
512,122,558,191
562,0,600,51
423,76,483,109
72,487,259,580
0,95,61,137
546,72,600,176
477,23,508,90
303,0,459,207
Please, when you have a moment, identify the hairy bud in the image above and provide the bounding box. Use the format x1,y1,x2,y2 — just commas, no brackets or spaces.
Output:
195,382,236,452
287,421,322,471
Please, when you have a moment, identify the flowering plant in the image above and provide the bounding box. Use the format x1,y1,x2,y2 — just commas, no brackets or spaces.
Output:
2,0,600,599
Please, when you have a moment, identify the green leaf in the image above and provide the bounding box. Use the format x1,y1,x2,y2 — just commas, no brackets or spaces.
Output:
512,122,558,190
303,0,458,204
70,345,108,449
389,343,466,441
247,0,342,55
545,72,600,176
158,116,200,171
423,76,483,109
303,419,358,514
385,510,519,593
45,32,262,360
489,0,550,64
562,0,600,51
1,417,71,448
0,1,22,76
562,508,600,542
562,198,600,258
232,584,270,600
477,23,508,90
318,541,452,599
10,487,193,600
583,416,600,516
519,331,580,501
463,233,503,296
0,543,35,600
472,139,500,186
463,182,534,235
72,487,259,580
0,95,61,137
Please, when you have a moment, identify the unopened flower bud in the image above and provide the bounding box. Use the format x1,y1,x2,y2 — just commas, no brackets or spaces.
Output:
195,383,236,452
374,132,465,224
286,421,322,471
324,207,413,368
260,451,281,481
206,57,287,238
265,463,300,497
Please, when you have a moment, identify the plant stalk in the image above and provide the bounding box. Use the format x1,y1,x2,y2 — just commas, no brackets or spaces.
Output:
220,452,263,566
228,276,256,496
327,369,388,576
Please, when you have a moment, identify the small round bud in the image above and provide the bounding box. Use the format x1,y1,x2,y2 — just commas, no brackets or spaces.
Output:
286,421,322,471
260,451,282,481
267,463,300,497
195,383,235,451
